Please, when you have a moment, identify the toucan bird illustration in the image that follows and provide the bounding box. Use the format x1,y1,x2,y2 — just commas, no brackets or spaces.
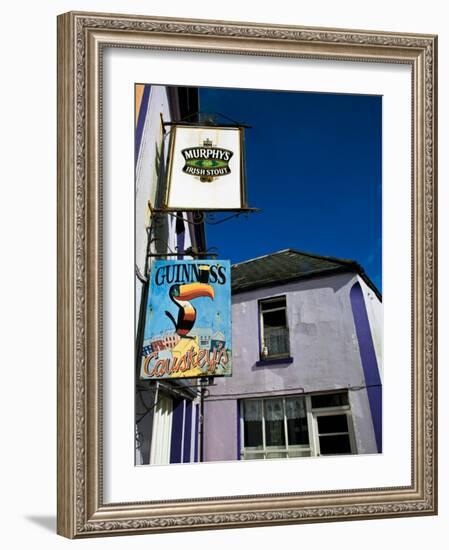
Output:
165,282,214,338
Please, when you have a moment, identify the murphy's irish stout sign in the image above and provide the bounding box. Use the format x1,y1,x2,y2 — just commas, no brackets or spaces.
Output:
140,260,232,380
181,140,233,181
165,125,245,210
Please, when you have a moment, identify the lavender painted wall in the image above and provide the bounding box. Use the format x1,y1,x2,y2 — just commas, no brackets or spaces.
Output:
203,399,238,462
203,272,381,462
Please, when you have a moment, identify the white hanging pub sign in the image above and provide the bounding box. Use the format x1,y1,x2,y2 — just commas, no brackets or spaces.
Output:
164,124,248,211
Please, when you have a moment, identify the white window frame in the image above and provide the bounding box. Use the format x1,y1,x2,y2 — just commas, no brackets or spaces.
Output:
240,391,357,460
240,395,311,460
311,411,357,456
258,295,290,360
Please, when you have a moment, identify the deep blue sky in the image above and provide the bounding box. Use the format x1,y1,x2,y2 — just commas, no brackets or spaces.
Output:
199,87,382,292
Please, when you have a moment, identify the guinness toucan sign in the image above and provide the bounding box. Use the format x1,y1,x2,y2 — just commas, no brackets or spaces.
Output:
140,260,232,380
165,125,245,210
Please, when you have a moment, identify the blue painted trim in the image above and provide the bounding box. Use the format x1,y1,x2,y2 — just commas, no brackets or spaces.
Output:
257,301,262,358
350,282,382,452
256,357,294,366
236,400,241,460
183,400,192,463
194,404,199,463
135,85,151,166
170,398,184,463
176,226,185,260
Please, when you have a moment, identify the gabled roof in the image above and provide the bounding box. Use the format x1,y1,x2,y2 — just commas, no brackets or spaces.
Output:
231,249,381,300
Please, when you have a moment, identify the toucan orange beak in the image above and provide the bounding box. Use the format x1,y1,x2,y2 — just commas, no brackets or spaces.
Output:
177,282,214,301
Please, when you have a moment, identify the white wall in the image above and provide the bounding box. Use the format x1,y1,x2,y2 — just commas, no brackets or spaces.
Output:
1,1,446,549
135,85,172,323
135,85,195,325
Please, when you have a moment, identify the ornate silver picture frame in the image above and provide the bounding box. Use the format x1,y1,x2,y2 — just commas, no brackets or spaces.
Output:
57,11,437,538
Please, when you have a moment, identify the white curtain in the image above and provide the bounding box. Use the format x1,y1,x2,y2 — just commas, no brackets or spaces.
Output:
264,398,284,421
285,396,306,419
244,397,306,421
243,400,262,421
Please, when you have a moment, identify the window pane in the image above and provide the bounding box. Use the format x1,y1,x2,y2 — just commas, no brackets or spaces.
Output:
263,309,286,327
264,399,285,447
264,398,284,420
261,297,286,311
243,420,263,448
264,423,285,447
262,306,289,357
285,396,306,418
243,399,262,421
263,327,289,356
287,417,309,445
242,400,263,448
285,396,309,445
319,434,352,455
311,392,349,409
317,414,349,434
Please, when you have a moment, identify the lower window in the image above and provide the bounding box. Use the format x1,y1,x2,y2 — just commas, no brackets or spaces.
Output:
240,391,355,459
315,413,352,455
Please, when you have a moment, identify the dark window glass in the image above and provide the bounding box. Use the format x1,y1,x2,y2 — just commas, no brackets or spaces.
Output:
317,414,349,434
260,298,289,358
311,392,349,409
285,396,309,445
265,419,285,446
287,417,309,445
263,309,287,328
264,399,285,447
243,420,263,448
260,297,286,311
242,400,263,448
319,434,352,455
262,310,289,357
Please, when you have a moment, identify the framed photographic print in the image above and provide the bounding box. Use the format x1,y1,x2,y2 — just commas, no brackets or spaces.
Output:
57,11,437,538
